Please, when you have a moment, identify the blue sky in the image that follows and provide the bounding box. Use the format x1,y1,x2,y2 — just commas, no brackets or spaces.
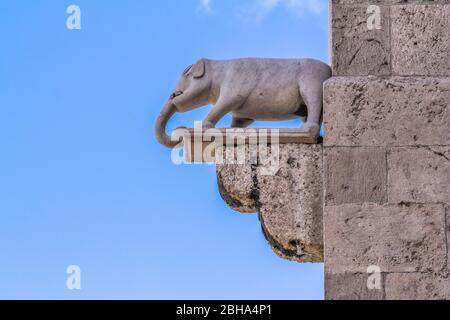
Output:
0,0,329,299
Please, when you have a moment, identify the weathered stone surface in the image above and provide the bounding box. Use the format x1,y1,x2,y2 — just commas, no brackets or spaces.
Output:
385,273,450,300
332,1,450,4
392,5,450,76
324,147,387,205
216,144,324,263
388,147,450,204
325,272,385,300
331,4,390,76
256,144,323,262
446,204,450,271
216,146,257,213
323,77,450,147
324,203,447,274
325,0,450,301
330,2,450,76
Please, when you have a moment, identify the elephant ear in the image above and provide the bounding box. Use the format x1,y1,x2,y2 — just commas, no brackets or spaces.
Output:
192,59,206,79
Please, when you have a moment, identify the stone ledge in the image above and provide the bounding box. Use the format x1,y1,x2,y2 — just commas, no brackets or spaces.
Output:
216,143,324,263
178,128,316,163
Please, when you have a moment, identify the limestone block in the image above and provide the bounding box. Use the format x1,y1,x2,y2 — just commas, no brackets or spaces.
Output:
323,77,450,147
447,204,450,270
328,272,450,300
216,144,324,263
332,1,450,4
324,147,387,205
392,5,450,76
385,273,450,300
325,272,385,300
324,203,447,274
331,2,450,76
330,4,390,76
388,147,450,204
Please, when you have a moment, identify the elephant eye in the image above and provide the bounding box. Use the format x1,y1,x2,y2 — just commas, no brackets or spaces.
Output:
182,65,193,76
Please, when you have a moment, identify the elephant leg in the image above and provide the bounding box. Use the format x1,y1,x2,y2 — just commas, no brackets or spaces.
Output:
231,117,254,128
298,84,323,139
203,96,245,129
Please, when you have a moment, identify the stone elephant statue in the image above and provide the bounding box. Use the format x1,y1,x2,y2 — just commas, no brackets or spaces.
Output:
155,58,332,148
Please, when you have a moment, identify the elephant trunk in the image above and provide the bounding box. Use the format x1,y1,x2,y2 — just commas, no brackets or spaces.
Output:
154,100,180,149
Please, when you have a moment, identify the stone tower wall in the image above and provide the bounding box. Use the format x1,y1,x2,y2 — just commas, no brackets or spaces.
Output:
324,0,450,299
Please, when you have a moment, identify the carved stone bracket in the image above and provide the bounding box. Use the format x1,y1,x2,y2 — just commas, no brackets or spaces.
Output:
215,142,323,263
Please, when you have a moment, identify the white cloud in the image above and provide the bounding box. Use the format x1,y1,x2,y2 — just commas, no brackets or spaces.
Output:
197,0,326,19
258,0,326,16
198,0,213,14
